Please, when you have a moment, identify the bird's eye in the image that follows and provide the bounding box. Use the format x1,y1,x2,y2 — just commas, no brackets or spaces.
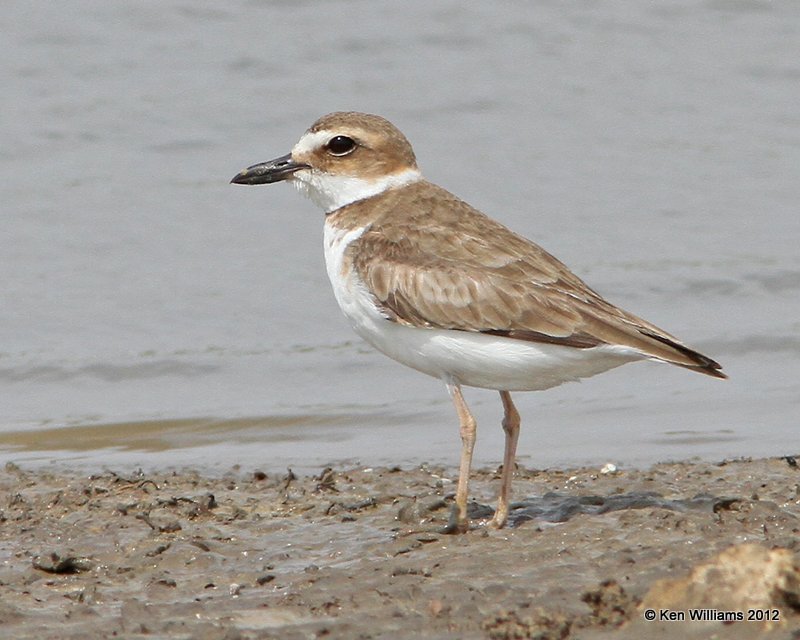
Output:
326,135,357,156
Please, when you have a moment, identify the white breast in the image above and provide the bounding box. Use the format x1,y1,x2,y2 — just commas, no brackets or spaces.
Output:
323,222,380,331
323,222,644,391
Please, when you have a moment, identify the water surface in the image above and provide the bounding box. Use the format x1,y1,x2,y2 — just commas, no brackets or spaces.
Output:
2,1,798,472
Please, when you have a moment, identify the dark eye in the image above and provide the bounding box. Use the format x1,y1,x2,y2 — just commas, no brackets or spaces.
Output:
326,135,357,156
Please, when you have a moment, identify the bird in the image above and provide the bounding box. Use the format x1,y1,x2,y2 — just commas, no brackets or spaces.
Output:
231,111,726,533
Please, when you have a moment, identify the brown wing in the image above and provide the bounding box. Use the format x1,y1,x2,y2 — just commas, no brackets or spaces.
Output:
345,181,725,378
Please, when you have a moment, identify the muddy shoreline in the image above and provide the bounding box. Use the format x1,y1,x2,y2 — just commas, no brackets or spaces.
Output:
1,456,799,639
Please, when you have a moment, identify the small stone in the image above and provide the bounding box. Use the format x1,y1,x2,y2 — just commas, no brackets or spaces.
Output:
32,552,92,574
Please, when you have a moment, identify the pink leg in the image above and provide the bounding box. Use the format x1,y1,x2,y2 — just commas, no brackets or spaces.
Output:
492,390,520,528
447,383,477,533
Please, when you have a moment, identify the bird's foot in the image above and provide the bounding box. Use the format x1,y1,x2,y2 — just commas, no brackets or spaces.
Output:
440,503,469,534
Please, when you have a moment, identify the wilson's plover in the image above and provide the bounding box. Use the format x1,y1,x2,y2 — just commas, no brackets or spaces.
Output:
232,111,725,533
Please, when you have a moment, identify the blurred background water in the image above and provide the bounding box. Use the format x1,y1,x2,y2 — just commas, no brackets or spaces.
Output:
1,0,798,473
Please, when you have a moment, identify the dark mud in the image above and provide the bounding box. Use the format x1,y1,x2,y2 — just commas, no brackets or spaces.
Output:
1,457,799,639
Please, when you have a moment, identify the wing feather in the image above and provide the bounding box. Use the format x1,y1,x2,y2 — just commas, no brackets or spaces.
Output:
341,181,725,378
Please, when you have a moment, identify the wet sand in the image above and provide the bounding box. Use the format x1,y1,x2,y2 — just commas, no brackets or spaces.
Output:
1,456,799,639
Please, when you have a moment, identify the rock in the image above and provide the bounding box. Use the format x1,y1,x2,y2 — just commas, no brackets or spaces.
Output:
641,543,800,621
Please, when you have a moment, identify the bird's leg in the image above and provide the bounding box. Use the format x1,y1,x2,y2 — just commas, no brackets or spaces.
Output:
492,390,520,528
445,383,477,533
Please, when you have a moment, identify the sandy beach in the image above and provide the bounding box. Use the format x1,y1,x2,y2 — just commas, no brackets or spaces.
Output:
1,456,798,639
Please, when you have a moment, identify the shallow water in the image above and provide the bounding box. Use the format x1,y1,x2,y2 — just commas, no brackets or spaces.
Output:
2,1,799,472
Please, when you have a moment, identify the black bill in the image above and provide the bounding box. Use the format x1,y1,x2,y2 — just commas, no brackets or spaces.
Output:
230,153,309,185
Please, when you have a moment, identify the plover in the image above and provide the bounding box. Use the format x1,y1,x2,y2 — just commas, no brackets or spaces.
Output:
231,111,726,532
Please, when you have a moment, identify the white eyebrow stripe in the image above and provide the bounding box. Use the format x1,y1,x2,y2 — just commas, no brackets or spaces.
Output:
292,129,335,156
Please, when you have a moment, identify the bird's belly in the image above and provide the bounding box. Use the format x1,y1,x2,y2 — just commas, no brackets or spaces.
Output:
356,320,641,391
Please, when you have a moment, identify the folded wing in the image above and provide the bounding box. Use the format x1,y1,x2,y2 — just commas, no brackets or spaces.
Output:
350,185,725,379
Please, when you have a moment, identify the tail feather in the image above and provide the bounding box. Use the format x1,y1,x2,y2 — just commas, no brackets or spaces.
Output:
642,331,727,379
